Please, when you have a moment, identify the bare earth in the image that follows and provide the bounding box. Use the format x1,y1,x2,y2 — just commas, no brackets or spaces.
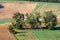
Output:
0,2,37,19
0,25,16,40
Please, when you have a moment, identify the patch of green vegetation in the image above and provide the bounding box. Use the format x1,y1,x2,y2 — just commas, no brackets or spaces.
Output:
0,18,13,24
56,23,60,27
15,30,60,40
0,0,25,3
18,1,25,4
0,0,16,1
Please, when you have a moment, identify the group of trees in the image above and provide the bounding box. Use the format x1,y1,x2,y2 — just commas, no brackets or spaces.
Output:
9,11,57,32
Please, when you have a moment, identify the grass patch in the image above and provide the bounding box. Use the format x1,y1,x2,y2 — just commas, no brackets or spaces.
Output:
56,23,60,27
0,18,13,24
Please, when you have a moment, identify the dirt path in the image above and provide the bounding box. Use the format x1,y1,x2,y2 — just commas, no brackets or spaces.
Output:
0,25,16,40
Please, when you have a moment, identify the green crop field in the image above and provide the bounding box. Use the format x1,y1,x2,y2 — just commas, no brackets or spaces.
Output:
33,2,60,15
15,29,60,40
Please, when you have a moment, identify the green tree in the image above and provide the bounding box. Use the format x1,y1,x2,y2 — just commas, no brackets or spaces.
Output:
26,13,41,29
43,11,57,30
12,12,25,29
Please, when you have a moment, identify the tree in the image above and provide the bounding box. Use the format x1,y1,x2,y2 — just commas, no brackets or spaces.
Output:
12,12,25,29
26,13,41,29
43,11,57,30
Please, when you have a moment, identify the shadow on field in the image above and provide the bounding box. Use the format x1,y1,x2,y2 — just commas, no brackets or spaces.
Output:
17,31,27,33
19,35,26,36
53,27,60,30
16,31,26,36
0,4,4,8
16,27,60,30
41,27,60,30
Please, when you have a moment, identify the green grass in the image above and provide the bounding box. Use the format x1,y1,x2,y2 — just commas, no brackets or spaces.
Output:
0,19,13,25
0,0,17,1
15,29,60,40
0,0,17,3
56,23,60,27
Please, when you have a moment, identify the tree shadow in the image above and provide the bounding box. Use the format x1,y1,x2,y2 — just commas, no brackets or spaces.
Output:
19,35,26,36
25,0,60,3
16,27,60,30
0,4,4,8
17,31,27,33
41,27,60,30
53,27,60,30
16,31,27,36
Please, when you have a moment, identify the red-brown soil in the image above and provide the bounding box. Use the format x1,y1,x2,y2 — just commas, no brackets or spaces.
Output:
0,25,16,40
